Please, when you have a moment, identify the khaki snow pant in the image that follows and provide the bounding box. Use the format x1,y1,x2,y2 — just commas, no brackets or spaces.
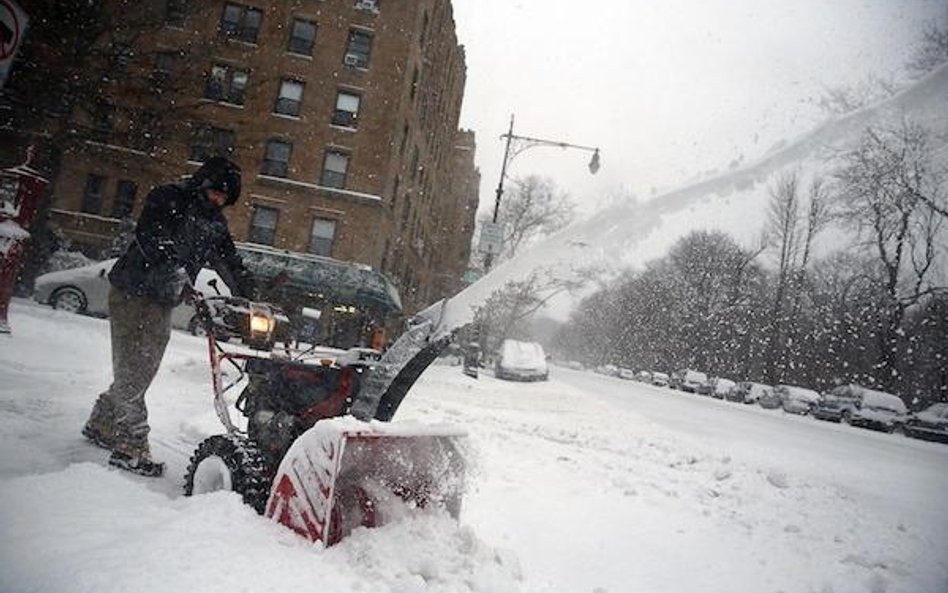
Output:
86,286,172,456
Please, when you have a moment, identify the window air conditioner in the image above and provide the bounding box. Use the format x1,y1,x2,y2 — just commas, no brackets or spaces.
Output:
344,53,360,67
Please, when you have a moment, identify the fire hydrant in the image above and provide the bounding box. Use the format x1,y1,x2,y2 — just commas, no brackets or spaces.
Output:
0,148,49,334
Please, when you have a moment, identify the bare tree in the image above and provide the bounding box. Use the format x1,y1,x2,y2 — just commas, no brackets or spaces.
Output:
483,175,575,263
763,171,830,382
472,265,595,355
832,120,947,389
816,74,898,116
907,9,948,77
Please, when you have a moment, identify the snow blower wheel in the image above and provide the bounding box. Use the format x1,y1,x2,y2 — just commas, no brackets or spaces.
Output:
184,434,271,514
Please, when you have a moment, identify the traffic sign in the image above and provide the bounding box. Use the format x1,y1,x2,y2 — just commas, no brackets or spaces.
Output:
0,0,29,89
478,221,503,255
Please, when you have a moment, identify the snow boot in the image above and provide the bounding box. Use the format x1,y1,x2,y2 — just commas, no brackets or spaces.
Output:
82,422,116,451
109,450,165,478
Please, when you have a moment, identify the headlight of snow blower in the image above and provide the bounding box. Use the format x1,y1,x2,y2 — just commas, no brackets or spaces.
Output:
245,303,276,350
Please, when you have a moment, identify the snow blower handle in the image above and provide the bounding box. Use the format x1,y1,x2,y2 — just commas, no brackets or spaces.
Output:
184,285,214,328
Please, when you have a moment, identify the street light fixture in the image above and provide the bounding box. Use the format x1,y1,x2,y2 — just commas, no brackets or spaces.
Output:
483,114,601,270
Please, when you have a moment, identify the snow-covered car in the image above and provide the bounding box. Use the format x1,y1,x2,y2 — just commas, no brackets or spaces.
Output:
902,402,948,443
775,385,821,415
811,395,846,422
33,259,230,332
827,384,907,432
670,369,707,393
594,364,620,376
617,367,637,380
710,377,736,399
726,381,772,404
758,386,783,409
636,370,652,382
495,339,549,381
650,371,670,387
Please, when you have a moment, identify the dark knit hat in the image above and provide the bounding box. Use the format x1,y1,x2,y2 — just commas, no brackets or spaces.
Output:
192,157,242,205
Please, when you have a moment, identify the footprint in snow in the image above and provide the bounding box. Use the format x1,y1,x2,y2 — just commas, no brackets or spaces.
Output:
766,471,789,489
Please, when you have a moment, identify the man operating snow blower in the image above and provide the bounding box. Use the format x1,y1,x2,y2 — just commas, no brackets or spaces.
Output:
83,157,256,477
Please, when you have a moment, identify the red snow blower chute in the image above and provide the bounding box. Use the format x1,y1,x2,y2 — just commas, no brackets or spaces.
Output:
182,290,466,546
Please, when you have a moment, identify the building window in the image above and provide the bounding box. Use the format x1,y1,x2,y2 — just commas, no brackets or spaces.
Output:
288,19,316,55
165,0,185,27
205,63,248,105
261,139,292,177
190,125,235,162
320,150,349,188
111,180,137,219
92,101,115,142
249,206,279,245
274,79,304,117
219,3,263,44
343,29,372,68
331,91,360,128
152,51,175,89
354,0,380,13
81,174,105,214
308,218,336,257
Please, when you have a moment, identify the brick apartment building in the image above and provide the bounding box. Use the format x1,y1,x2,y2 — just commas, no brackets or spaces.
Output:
1,0,479,314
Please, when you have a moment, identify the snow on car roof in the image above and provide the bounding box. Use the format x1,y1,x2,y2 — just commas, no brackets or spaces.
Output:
856,387,907,413
777,385,821,401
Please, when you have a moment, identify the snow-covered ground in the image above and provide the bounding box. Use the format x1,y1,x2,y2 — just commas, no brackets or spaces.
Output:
1,299,946,593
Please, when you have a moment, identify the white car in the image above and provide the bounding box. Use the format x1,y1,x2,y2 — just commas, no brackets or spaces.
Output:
711,378,737,399
775,385,821,415
495,339,549,381
671,369,708,393
650,371,670,387
33,259,230,332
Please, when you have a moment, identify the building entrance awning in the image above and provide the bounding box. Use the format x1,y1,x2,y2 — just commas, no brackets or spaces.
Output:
236,243,402,315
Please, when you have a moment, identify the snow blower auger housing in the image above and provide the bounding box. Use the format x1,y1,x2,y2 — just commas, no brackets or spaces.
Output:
182,291,467,546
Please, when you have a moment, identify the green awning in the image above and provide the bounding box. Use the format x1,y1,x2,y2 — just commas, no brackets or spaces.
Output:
236,243,402,315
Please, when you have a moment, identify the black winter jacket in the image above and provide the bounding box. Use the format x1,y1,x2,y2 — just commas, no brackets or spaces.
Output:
109,182,256,305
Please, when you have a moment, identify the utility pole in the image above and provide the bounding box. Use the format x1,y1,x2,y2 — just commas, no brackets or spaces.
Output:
481,114,601,272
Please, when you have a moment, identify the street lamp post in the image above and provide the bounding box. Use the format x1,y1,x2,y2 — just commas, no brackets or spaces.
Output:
483,114,600,271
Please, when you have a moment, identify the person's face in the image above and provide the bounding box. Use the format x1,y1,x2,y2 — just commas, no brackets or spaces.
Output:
206,188,228,208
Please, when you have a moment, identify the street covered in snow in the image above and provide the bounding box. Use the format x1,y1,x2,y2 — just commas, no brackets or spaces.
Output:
1,299,946,593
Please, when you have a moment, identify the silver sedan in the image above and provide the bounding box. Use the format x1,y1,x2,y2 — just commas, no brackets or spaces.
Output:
33,259,229,332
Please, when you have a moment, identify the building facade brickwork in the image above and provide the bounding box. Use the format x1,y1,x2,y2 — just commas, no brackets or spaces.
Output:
1,0,478,314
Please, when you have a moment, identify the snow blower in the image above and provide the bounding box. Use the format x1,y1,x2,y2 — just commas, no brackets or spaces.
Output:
182,291,466,546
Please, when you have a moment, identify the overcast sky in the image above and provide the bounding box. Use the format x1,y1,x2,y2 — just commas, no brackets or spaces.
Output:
451,0,945,218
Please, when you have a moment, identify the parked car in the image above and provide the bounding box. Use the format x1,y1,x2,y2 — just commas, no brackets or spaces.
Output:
707,377,736,399
727,382,772,404
811,395,846,422
617,367,637,380
494,339,549,381
775,384,821,415
670,369,707,393
636,370,652,382
827,384,908,432
901,402,948,443
595,364,619,376
758,387,782,409
33,259,230,332
650,371,670,387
